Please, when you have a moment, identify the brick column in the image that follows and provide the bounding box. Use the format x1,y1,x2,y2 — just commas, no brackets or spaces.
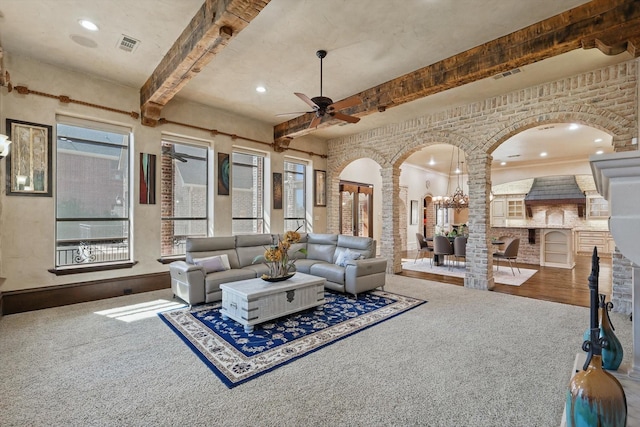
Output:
326,169,340,234
379,165,402,274
160,150,174,255
465,151,493,290
612,248,633,313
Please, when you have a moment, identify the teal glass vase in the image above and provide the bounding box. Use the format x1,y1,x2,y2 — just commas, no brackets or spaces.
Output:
582,295,623,370
566,354,627,426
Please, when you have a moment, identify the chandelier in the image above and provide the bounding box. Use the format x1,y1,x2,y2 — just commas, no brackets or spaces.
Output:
433,146,469,212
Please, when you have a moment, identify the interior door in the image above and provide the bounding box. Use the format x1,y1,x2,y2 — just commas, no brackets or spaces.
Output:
339,181,373,237
340,189,354,235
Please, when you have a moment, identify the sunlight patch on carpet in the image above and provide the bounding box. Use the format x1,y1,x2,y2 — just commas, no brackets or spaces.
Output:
95,299,186,322
402,259,537,286
158,290,425,388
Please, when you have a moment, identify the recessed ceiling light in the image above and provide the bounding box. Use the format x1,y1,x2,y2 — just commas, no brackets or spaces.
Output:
540,152,548,157
256,86,266,93
595,150,604,155
79,19,99,31
428,158,435,166
594,138,603,143
500,161,506,166
569,123,579,130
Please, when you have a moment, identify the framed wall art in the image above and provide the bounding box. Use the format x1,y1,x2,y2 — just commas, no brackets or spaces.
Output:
410,199,419,225
273,172,283,209
139,153,156,204
314,169,326,207
218,152,230,195
6,119,53,197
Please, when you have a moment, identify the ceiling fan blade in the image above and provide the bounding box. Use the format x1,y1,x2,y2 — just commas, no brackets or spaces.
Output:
308,115,322,129
329,96,361,111
331,112,360,124
295,92,319,109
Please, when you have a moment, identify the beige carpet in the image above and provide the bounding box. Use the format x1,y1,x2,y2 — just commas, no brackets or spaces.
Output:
0,274,634,426
402,258,537,286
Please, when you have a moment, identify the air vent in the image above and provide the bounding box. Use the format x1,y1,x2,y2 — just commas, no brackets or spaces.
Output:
507,154,521,158
493,68,522,80
538,125,555,131
117,35,140,53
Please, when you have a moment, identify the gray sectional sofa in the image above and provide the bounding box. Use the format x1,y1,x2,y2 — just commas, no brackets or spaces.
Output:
169,233,387,306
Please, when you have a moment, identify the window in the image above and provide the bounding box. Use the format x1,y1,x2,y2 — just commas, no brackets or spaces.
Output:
55,119,131,268
160,139,209,256
588,196,609,218
232,151,265,234
507,199,525,219
284,160,307,232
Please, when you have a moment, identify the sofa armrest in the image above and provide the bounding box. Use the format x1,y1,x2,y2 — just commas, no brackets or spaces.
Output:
170,261,205,274
344,258,387,295
345,258,387,275
169,261,207,305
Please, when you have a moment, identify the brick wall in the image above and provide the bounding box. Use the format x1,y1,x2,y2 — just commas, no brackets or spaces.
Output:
490,228,541,264
326,60,637,301
160,150,175,255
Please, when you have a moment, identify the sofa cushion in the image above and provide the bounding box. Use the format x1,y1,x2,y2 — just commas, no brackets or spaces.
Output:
186,236,240,268
241,264,271,277
306,233,338,263
310,262,345,285
335,248,362,267
236,234,274,267
336,235,375,259
204,269,257,296
193,254,230,273
290,258,324,274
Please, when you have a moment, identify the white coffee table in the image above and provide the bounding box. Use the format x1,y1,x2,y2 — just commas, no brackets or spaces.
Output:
220,272,326,332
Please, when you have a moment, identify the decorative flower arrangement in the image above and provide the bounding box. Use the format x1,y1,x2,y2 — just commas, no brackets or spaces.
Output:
253,229,307,279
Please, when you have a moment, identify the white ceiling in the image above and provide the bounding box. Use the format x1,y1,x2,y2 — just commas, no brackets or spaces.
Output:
0,0,629,172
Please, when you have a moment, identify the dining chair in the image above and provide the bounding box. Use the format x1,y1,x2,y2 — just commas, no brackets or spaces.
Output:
453,236,467,267
495,235,511,251
433,235,454,269
414,232,433,265
493,238,521,275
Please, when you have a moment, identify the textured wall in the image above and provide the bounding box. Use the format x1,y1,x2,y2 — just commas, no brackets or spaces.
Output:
327,61,638,297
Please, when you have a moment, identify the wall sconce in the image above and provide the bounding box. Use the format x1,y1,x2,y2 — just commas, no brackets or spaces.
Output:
0,134,11,158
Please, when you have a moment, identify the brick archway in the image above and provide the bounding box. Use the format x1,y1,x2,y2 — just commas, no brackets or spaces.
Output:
487,106,634,153
327,61,638,290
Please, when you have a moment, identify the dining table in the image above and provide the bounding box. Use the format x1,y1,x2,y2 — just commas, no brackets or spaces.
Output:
427,235,464,266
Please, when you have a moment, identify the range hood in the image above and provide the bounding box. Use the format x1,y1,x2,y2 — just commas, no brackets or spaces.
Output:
524,175,586,217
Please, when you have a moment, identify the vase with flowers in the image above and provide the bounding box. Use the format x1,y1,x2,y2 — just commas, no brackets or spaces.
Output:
253,229,307,282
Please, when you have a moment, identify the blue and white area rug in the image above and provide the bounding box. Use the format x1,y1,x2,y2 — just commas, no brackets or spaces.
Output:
158,290,425,388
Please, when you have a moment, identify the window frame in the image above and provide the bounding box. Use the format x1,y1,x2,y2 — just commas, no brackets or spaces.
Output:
587,195,609,219
283,158,308,232
231,149,266,234
53,116,133,273
506,198,525,219
160,137,210,258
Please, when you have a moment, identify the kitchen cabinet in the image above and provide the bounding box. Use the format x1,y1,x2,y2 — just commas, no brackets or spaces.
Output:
540,228,575,269
575,230,614,256
491,197,506,227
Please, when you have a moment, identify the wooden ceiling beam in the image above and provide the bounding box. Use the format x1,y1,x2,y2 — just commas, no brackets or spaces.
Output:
140,0,270,126
274,0,640,142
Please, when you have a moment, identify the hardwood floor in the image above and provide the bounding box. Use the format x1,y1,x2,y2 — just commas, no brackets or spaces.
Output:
398,251,612,308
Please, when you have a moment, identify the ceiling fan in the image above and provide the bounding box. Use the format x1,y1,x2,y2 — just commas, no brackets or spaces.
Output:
279,50,361,129
161,146,204,163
